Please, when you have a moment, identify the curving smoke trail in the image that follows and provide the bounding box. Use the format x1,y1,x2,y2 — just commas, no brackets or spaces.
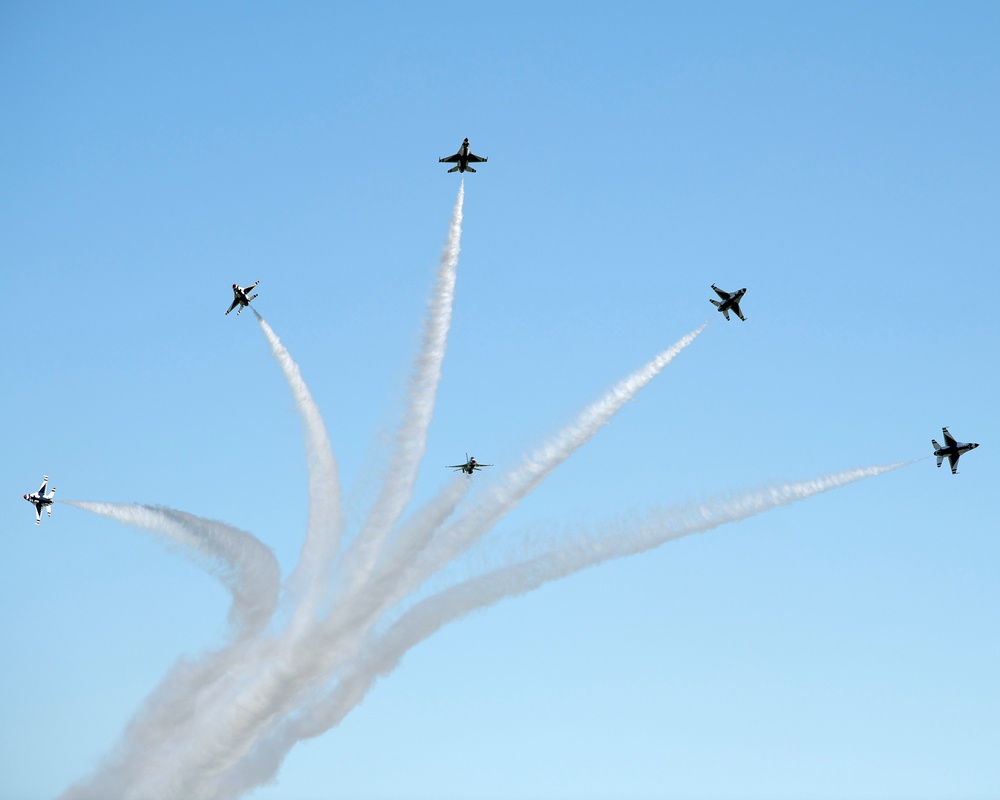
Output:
213,461,912,798
255,323,711,748
377,323,709,612
338,180,465,596
55,184,917,800
118,184,469,800
254,310,343,608
204,324,712,797
120,327,709,800
62,319,713,800
64,502,279,635
391,462,913,637
58,503,280,800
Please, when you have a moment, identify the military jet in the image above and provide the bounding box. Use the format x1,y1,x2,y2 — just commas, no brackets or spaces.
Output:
225,281,260,316
439,138,488,173
709,284,747,321
447,454,492,475
23,475,55,525
932,427,979,474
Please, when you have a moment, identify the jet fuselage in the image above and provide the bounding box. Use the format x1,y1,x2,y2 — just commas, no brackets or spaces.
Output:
226,280,260,316
23,475,55,524
710,285,747,321
23,492,53,507
934,440,979,459
925,442,979,456
931,427,980,474
440,138,487,174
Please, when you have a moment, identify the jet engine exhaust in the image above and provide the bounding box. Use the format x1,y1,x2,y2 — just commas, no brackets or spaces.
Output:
56,185,914,800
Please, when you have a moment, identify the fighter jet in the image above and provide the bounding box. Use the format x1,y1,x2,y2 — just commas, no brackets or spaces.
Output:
447,454,492,475
23,475,55,525
439,138,488,174
710,284,747,321
932,427,979,474
225,281,260,316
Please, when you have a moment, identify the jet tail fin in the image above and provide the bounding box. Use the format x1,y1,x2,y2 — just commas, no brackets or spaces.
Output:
447,165,460,173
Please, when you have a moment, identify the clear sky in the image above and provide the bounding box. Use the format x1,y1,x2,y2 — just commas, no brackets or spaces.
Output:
2,2,998,798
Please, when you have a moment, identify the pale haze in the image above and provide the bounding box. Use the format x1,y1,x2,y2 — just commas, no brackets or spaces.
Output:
1,3,997,799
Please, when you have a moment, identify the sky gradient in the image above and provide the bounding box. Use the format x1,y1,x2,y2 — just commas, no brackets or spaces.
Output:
2,3,998,799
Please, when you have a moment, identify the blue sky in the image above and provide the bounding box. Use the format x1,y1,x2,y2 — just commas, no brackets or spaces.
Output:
2,2,998,798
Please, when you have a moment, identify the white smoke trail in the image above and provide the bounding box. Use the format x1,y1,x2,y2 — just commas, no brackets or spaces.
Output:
294,476,472,679
398,462,914,624
62,315,343,800
65,502,279,635
213,461,910,798
54,173,921,800
254,311,343,605
205,323,709,795
376,323,708,612
145,479,475,800
298,325,707,706
110,189,466,799
58,503,280,800
136,187,466,799
338,181,465,594
134,323,707,800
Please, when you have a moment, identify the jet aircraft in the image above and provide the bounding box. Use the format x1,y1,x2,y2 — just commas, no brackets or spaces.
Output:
225,281,260,316
932,427,979,474
24,475,55,525
439,138,488,173
447,454,492,475
709,284,747,321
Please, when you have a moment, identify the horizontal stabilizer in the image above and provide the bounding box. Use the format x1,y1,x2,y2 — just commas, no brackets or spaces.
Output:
447,165,460,173
465,166,476,173
931,439,941,451
936,455,944,468
710,299,721,308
